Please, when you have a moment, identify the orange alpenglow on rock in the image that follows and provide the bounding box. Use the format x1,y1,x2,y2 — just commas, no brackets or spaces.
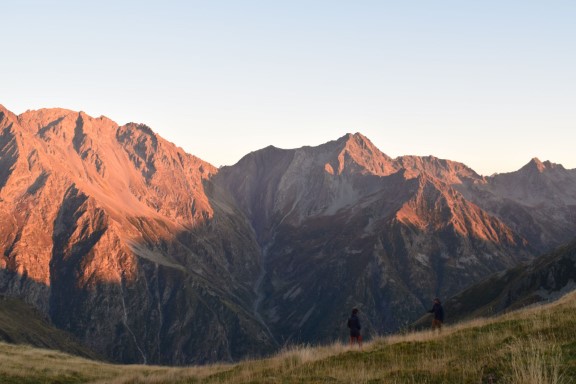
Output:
0,106,217,286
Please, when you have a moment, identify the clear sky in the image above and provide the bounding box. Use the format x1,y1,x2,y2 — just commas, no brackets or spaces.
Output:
2,1,575,175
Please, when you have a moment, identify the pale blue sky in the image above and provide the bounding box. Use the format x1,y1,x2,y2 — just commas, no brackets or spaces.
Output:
2,1,575,175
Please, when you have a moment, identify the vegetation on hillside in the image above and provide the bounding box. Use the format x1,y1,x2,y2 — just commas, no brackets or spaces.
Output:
0,295,100,360
2,290,576,384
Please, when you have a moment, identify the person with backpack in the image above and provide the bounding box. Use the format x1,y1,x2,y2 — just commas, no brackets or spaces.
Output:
347,308,362,348
428,298,444,331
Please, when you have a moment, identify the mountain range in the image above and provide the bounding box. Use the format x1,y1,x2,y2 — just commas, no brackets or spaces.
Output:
1,105,575,364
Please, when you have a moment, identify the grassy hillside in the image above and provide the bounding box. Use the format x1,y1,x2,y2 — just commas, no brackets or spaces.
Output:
2,290,576,383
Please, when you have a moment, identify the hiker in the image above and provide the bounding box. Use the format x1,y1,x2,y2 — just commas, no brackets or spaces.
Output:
347,308,362,348
428,298,444,331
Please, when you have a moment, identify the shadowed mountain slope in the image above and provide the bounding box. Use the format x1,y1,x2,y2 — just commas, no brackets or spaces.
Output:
443,238,576,322
0,294,101,359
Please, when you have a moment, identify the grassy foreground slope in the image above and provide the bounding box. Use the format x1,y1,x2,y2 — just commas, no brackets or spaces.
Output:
2,291,576,384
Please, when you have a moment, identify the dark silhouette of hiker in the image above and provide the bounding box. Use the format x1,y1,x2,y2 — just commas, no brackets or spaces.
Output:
428,298,444,331
347,308,362,348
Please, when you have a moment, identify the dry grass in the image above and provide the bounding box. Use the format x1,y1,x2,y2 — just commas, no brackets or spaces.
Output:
2,291,576,383
507,337,565,384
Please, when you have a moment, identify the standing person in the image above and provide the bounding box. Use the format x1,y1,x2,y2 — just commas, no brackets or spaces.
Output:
428,298,444,331
347,308,362,348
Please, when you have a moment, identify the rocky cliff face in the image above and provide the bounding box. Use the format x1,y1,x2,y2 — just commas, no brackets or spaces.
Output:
1,105,575,364
0,105,276,364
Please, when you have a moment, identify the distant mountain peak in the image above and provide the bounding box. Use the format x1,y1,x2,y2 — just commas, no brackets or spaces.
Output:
395,155,481,184
0,104,18,125
528,157,545,172
337,132,374,150
0,104,10,116
325,132,396,176
520,157,562,173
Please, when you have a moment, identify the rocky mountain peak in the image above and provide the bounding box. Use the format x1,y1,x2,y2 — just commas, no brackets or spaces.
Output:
520,157,562,174
0,104,17,124
337,132,371,148
2,107,218,225
324,132,396,176
396,155,482,185
336,132,382,156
